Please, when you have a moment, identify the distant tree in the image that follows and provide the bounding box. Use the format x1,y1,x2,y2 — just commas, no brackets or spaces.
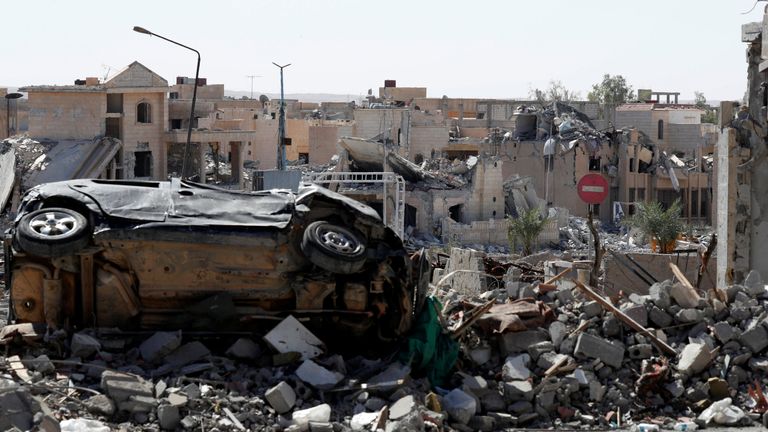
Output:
694,91,717,124
529,80,581,104
587,74,635,106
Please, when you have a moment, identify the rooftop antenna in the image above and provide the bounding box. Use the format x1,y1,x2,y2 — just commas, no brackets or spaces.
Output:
245,74,262,99
101,64,117,82
273,62,291,170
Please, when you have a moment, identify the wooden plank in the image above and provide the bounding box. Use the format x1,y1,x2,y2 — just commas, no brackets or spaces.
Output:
669,262,701,300
572,279,677,357
7,355,32,382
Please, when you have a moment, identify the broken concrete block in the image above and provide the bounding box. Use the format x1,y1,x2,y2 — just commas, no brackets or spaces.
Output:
83,394,116,417
582,301,603,318
443,388,477,425
677,343,712,375
71,332,101,358
351,411,378,430
292,403,331,431
29,354,55,374
670,282,699,308
503,380,534,402
480,392,506,412
165,341,211,367
574,333,624,368
527,341,554,362
167,392,188,407
225,337,261,360
265,381,296,414
744,270,765,296
264,315,324,360
649,306,673,328
389,395,416,420
157,404,181,430
649,281,672,309
621,304,648,327
536,352,569,370
139,331,181,363
675,308,704,323
713,322,737,343
501,354,531,381
368,362,410,388
628,344,653,360
740,325,768,353
469,345,492,365
498,330,547,355
100,371,154,405
295,360,343,389
601,315,622,337
549,321,568,348
0,379,58,432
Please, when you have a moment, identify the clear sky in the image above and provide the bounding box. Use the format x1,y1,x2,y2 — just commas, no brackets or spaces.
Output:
2,0,764,102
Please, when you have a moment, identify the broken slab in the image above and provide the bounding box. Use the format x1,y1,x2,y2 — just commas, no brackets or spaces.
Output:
295,360,343,389
443,388,477,425
677,343,712,375
292,403,332,431
502,354,532,381
70,332,101,358
264,315,324,360
100,371,154,406
164,341,211,367
574,333,624,368
225,338,261,360
498,330,548,355
139,331,182,363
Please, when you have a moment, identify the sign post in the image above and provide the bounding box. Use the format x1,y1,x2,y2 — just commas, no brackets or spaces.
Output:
577,174,609,269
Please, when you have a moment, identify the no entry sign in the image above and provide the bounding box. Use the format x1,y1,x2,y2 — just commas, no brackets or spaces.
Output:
577,174,609,204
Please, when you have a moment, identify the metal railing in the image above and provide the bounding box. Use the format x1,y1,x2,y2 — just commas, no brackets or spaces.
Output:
302,171,405,238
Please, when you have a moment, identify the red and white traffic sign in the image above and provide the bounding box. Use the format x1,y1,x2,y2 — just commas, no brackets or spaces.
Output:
577,174,609,204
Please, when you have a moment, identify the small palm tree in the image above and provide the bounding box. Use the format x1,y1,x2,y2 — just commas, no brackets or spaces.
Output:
625,199,684,253
507,208,550,256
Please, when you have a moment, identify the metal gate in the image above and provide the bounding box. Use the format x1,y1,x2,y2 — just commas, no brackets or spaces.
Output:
302,171,405,238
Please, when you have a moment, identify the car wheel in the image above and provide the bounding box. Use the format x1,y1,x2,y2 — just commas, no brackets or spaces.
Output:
301,221,366,274
16,207,90,258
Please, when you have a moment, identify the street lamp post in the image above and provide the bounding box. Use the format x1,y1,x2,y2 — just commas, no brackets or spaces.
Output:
5,92,23,138
133,26,200,180
272,62,291,171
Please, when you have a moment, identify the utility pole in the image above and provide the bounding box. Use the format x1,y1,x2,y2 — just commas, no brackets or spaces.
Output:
245,74,261,100
272,62,291,170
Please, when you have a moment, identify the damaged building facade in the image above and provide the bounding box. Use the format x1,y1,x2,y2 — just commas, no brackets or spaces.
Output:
716,17,768,287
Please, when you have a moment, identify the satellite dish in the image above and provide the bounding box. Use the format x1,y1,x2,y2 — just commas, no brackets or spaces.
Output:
259,94,270,104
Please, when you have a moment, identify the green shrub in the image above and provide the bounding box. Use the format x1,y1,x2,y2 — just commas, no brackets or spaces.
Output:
507,208,550,256
625,199,684,253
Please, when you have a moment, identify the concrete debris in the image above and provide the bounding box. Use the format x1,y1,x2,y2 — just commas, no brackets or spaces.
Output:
265,381,296,414
4,238,768,431
264,315,325,360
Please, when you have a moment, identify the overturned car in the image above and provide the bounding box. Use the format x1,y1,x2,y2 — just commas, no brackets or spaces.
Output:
3,179,428,343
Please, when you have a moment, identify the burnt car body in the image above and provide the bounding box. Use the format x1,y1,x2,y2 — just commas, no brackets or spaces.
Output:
3,178,427,343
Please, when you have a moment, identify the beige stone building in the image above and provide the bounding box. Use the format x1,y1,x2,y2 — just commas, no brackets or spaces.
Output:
21,62,169,180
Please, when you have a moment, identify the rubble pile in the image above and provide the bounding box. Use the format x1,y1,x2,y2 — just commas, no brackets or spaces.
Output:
1,134,56,183
1,245,767,431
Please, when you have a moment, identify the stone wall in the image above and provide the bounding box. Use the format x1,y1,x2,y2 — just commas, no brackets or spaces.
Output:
604,252,716,297
27,92,105,140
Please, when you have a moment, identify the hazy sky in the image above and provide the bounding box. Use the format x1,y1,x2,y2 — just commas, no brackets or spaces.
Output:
2,0,764,101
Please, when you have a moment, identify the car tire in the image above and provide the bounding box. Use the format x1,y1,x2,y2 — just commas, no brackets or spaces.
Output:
16,207,91,258
301,221,366,274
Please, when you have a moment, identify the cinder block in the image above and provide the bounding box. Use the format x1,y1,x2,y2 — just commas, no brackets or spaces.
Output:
574,333,624,368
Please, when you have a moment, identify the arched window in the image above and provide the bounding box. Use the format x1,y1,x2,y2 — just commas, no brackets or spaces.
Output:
657,120,664,140
137,102,152,124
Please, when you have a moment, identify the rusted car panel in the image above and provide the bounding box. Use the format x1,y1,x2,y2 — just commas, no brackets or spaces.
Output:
4,179,426,342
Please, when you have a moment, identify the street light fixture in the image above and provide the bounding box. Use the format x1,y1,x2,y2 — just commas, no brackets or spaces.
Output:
5,92,23,138
133,26,200,180
272,62,291,171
